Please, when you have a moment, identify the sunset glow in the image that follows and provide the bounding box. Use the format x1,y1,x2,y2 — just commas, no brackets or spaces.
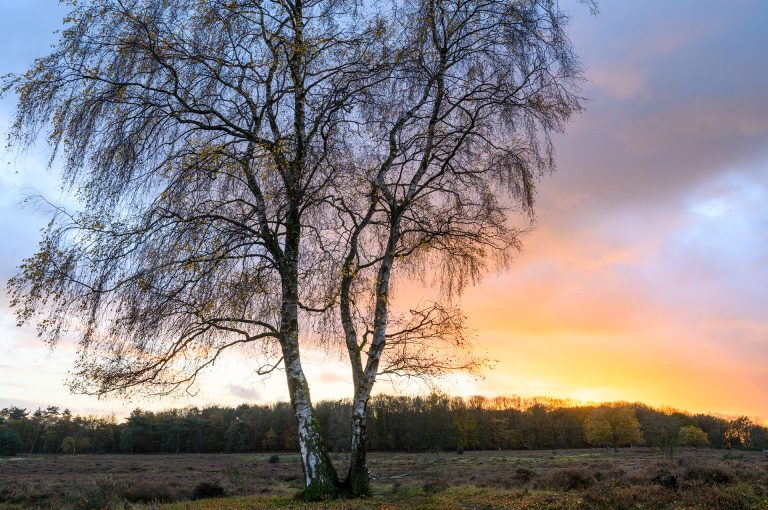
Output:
1,0,766,423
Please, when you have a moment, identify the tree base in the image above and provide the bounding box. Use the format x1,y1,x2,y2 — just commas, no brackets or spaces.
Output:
297,478,339,502
341,463,372,498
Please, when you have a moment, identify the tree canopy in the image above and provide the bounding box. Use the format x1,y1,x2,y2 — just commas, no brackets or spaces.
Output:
4,0,594,498
584,406,643,450
2,397,764,455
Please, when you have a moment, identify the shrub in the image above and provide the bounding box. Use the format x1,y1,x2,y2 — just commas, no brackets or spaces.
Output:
73,478,127,510
123,481,175,503
268,454,280,463
422,480,448,494
546,468,594,491
0,430,22,457
224,465,243,485
0,481,30,504
514,467,535,483
684,465,732,485
192,482,225,500
650,466,678,490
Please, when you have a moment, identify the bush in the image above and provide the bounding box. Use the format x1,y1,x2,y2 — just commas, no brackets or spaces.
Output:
224,465,243,485
684,466,732,485
546,468,594,491
0,481,33,504
123,481,175,503
514,467,536,483
268,454,280,463
650,466,678,490
422,480,448,494
192,482,225,500
73,479,127,510
0,430,22,457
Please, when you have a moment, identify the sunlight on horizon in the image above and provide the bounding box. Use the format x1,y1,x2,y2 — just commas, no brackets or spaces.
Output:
1,0,766,425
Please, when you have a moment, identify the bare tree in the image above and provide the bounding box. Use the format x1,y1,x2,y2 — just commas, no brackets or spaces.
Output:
3,0,592,499
331,0,594,495
3,0,386,499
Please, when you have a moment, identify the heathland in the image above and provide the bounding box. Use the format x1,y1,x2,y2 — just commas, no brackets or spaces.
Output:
2,395,768,509
1,448,767,509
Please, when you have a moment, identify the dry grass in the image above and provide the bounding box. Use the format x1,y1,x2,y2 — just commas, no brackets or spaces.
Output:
0,448,766,509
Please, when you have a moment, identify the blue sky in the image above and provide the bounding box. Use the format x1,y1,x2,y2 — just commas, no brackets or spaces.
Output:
1,0,766,420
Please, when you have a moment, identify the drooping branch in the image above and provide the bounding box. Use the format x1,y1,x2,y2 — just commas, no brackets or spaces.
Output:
333,0,589,493
3,0,387,397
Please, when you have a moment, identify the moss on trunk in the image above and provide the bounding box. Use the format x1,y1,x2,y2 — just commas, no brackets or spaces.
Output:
342,411,371,497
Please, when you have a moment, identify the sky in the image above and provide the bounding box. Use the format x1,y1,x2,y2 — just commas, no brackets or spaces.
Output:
0,1,766,421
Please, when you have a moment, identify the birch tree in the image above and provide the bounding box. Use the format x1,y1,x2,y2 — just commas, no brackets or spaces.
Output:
3,0,592,499
332,0,594,495
3,0,384,499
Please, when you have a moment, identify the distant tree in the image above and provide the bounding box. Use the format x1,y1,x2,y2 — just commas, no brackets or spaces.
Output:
551,407,588,449
28,408,45,454
0,429,22,456
2,407,28,421
1,397,767,456
724,416,755,449
523,404,557,449
61,436,78,455
643,410,683,459
262,427,278,451
691,413,727,449
584,406,642,451
678,425,710,448
77,436,92,454
751,426,768,451
454,411,480,451
489,417,517,450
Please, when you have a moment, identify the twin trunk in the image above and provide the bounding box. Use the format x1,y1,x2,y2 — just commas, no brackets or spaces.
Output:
284,372,371,499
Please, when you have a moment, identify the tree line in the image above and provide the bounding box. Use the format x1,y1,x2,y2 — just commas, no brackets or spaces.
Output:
1,394,765,456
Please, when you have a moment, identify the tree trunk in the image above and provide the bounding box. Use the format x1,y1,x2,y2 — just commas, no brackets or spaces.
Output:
344,396,371,496
275,0,340,496
338,218,400,497
282,343,339,500
280,219,339,499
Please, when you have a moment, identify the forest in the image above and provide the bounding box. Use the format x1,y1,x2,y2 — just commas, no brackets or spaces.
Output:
1,394,765,457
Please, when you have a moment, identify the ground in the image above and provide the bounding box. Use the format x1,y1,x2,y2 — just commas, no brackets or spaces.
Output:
1,448,766,509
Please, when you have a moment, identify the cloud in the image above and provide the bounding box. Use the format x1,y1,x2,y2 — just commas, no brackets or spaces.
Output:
316,371,349,385
456,160,768,419
0,0,766,422
590,66,647,101
552,0,768,216
226,384,261,401
0,397,48,410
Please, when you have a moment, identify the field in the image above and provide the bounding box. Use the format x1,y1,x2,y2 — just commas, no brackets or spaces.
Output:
1,448,766,509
